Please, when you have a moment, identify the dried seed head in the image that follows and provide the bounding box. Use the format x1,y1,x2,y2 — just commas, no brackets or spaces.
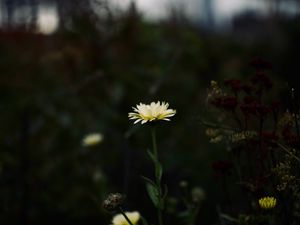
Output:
102,193,124,212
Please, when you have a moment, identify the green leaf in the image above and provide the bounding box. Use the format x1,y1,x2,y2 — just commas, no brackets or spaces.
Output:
220,214,239,223
146,183,159,207
178,210,189,218
156,162,163,181
140,175,156,186
141,216,149,225
147,149,157,163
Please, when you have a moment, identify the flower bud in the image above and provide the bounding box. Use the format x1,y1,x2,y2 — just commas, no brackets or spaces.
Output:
191,187,206,203
179,180,188,188
102,193,124,212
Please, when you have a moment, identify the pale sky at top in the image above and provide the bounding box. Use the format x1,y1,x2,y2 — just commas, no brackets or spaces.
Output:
36,0,299,34
40,0,257,34
109,0,268,20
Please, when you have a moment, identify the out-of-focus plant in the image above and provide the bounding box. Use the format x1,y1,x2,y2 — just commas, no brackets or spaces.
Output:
178,181,206,225
202,58,300,225
82,132,104,147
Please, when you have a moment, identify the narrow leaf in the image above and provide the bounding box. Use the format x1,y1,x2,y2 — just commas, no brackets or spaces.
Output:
140,175,156,186
146,183,159,207
156,162,163,181
141,216,149,225
147,149,157,163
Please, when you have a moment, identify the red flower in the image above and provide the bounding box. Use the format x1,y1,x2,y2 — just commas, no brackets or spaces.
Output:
250,72,273,90
224,79,242,92
249,57,272,70
240,97,270,117
211,96,238,110
256,104,271,117
240,97,259,115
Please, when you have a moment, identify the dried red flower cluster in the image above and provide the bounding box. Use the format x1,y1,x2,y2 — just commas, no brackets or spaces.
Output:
249,57,272,70
211,96,238,111
208,57,299,185
207,59,300,223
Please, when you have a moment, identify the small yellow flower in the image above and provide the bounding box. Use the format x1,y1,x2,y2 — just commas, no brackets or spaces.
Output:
82,133,103,147
211,80,218,86
258,196,277,209
207,80,222,98
128,101,176,124
112,211,140,225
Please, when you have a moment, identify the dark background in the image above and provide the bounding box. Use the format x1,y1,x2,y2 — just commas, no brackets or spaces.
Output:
1,0,300,224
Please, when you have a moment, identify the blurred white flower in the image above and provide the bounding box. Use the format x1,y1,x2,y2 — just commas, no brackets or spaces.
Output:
82,133,103,147
191,187,206,203
112,211,140,225
93,169,105,182
128,101,176,124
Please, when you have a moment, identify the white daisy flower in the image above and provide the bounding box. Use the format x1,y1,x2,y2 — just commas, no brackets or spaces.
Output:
128,101,176,124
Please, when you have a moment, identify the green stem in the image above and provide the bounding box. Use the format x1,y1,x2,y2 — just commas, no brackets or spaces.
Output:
267,214,276,225
277,142,300,163
119,206,134,225
152,127,158,160
151,127,164,225
291,88,300,138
